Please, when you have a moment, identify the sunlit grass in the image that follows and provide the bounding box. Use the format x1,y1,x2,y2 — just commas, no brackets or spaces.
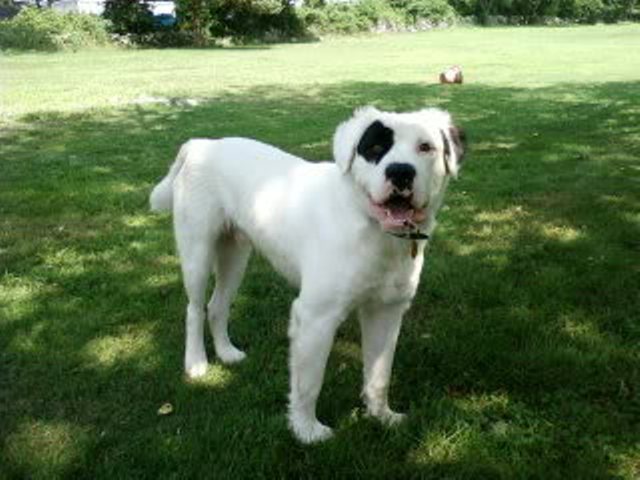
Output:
83,329,156,368
5,420,92,480
2,25,640,117
186,364,235,389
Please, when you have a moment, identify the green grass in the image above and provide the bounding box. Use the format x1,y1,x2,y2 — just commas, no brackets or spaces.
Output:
1,25,639,479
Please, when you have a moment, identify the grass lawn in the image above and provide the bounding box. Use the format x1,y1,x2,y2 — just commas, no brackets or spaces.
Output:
1,24,639,479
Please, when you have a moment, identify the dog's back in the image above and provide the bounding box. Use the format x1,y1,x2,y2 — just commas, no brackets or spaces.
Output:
150,138,307,215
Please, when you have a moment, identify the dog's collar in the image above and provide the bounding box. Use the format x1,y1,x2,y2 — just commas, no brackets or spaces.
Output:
388,231,428,258
389,231,430,240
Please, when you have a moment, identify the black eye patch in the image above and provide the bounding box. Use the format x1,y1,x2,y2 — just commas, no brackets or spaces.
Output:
356,120,394,164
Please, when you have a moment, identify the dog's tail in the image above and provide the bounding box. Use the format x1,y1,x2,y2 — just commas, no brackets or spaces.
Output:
149,142,190,213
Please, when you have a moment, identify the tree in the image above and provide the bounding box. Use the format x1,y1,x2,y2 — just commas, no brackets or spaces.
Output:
103,0,155,35
175,0,212,45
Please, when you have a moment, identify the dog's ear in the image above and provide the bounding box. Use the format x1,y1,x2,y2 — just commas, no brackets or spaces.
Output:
333,106,381,174
419,107,465,178
418,108,466,177
440,124,467,178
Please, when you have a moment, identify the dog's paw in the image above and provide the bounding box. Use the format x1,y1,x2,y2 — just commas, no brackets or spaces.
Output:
289,414,334,444
185,343,209,378
380,410,407,426
185,348,209,378
367,407,407,427
216,345,247,364
185,360,208,378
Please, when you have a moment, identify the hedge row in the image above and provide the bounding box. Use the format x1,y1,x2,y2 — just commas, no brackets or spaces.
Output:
177,0,639,41
0,0,637,51
301,0,638,34
449,0,638,25
296,0,454,35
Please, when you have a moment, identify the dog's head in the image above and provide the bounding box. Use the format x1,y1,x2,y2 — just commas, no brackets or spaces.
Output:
333,106,466,235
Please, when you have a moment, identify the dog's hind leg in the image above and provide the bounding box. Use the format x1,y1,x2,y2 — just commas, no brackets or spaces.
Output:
174,197,221,378
207,231,252,364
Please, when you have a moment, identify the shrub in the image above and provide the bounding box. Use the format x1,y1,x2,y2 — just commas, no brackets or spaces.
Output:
445,0,475,16
302,0,458,35
175,0,213,45
401,0,457,23
448,0,636,23
571,0,605,22
0,7,111,51
568,0,637,22
355,0,405,28
175,0,298,45
606,0,638,20
300,1,378,34
445,0,511,24
112,29,200,47
103,0,155,35
209,0,306,42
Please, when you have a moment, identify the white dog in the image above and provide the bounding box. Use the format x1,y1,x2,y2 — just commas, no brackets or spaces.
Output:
150,106,465,443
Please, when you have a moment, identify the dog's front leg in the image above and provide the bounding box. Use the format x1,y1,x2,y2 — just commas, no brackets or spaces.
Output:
288,297,347,444
359,301,409,426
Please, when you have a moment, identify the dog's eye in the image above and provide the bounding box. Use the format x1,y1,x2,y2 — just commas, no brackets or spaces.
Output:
418,143,433,154
368,145,384,156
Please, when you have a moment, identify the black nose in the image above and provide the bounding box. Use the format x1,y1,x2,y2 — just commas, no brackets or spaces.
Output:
385,163,416,191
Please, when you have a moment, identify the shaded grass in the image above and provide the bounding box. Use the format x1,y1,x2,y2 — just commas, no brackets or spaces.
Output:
1,26,640,479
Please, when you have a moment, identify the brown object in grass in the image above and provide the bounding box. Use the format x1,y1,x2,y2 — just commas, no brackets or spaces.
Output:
439,66,463,84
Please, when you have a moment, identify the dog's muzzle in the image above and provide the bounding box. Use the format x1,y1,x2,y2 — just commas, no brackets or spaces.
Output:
369,191,426,233
385,163,416,192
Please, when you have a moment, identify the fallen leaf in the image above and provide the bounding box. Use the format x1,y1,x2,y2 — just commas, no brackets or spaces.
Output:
157,403,174,416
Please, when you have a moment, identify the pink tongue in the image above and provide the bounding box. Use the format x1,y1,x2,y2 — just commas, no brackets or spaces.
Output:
371,204,414,230
388,204,413,219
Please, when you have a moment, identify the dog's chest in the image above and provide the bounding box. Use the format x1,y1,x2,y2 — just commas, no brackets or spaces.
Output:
355,244,423,305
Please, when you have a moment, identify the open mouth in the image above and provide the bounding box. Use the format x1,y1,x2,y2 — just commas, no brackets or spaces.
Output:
369,194,426,232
